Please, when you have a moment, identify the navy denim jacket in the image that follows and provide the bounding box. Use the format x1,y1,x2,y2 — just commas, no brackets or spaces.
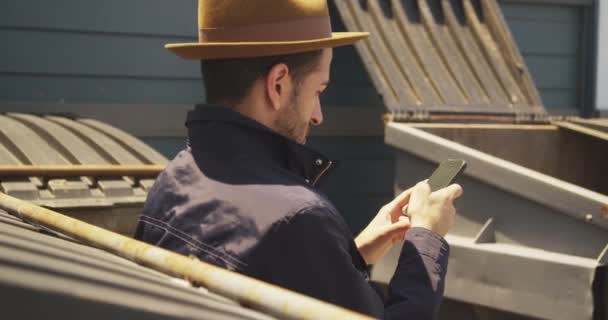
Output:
135,106,449,319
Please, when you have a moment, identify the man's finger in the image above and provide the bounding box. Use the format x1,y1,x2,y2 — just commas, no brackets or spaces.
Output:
391,186,415,209
408,181,431,210
392,180,431,209
445,183,463,199
433,183,463,200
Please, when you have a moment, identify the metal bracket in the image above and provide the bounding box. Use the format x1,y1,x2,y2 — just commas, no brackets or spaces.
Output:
474,218,496,244
391,109,431,122
514,112,550,124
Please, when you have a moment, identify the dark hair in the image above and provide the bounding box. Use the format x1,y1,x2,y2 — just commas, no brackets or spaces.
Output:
200,50,323,106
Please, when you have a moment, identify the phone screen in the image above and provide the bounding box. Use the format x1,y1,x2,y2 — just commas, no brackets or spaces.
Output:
427,159,467,192
402,159,466,217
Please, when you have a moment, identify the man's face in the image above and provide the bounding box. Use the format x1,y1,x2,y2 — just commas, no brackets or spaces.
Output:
275,49,332,144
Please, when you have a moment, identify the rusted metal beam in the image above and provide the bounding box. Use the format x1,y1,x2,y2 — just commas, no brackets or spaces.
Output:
0,165,166,177
0,192,374,320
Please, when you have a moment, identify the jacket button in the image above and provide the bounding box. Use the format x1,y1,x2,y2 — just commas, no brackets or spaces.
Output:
305,179,310,184
315,159,323,166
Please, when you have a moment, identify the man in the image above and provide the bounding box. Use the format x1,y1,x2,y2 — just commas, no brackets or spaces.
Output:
135,0,462,319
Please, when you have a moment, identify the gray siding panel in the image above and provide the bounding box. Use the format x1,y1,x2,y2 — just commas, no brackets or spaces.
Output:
509,21,579,55
1,0,586,111
526,56,578,89
501,2,584,112
141,138,187,160
0,29,198,78
0,75,204,103
501,3,580,23
0,0,197,36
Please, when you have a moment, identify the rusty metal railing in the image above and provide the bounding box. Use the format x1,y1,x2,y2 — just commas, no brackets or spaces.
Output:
0,192,374,320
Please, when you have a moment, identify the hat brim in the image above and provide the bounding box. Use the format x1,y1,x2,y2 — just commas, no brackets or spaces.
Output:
165,32,369,60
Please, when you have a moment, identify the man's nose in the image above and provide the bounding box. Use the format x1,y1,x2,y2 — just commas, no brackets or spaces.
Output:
310,105,323,126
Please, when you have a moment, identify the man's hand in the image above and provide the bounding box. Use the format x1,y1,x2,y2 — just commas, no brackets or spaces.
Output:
355,181,463,265
406,181,463,237
355,185,416,265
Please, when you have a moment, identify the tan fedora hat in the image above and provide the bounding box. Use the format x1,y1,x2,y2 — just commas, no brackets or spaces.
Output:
165,0,369,60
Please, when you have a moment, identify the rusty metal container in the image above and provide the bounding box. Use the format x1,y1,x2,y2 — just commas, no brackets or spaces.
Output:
0,113,168,235
0,209,277,320
335,0,608,319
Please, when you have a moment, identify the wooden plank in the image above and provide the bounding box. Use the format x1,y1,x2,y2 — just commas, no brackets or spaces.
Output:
392,0,468,106
553,121,608,142
344,0,419,107
409,123,557,130
442,0,511,106
417,0,488,106
463,0,526,107
334,0,400,110
569,118,608,133
366,0,443,106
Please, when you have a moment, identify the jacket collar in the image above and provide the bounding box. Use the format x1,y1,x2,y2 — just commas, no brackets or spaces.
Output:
186,105,335,186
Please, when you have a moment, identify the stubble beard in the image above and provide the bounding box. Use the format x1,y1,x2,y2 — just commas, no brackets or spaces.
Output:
274,87,310,145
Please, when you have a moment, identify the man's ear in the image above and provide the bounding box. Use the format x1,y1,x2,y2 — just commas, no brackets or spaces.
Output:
266,63,291,111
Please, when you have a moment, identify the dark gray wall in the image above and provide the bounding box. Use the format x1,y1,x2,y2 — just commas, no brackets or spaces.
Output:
501,1,591,114
0,0,596,233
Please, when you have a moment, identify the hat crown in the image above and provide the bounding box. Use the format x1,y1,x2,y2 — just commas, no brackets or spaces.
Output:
197,0,332,43
198,0,330,28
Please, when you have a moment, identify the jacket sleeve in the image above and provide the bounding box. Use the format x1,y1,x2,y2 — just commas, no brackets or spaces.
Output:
262,208,449,319
385,228,450,320
263,207,385,318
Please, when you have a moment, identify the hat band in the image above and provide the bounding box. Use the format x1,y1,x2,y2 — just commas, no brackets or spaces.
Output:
199,16,332,43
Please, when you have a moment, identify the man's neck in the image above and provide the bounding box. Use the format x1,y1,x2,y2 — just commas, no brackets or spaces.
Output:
231,99,277,134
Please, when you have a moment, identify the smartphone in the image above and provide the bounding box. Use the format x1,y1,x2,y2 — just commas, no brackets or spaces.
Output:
402,159,467,216
427,159,467,192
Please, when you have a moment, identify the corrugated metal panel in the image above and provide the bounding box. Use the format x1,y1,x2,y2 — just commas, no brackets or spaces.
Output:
0,113,168,234
0,209,276,320
334,0,546,120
